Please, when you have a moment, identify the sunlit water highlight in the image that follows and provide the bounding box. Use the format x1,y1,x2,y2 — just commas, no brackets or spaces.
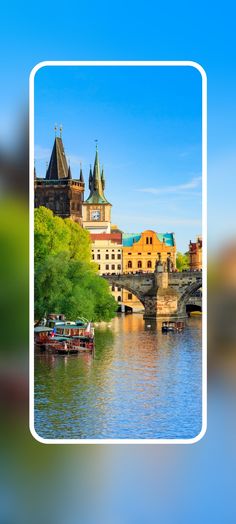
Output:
34,315,202,439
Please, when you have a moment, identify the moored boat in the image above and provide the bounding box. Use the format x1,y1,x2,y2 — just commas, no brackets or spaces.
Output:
34,326,54,348
38,316,95,354
162,321,185,333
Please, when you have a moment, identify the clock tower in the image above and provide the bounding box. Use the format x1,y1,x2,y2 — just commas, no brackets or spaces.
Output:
82,145,112,233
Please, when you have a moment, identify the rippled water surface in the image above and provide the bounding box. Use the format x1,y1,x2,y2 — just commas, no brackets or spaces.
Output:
34,315,202,439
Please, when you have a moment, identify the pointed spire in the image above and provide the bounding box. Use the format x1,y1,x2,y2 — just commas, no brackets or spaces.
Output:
46,135,69,180
68,165,72,179
89,164,93,190
93,143,100,190
79,162,84,183
101,165,105,191
85,145,110,204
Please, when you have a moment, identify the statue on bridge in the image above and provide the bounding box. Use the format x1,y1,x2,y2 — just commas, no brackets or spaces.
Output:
155,259,164,273
155,258,173,273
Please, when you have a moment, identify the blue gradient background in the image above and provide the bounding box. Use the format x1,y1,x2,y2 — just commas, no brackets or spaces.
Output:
0,1,236,523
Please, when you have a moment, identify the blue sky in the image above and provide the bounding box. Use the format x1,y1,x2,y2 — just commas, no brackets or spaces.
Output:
34,65,202,251
1,0,236,253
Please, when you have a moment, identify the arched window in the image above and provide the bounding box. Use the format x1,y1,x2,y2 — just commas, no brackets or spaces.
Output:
137,260,142,269
128,260,132,269
147,260,152,268
117,296,121,302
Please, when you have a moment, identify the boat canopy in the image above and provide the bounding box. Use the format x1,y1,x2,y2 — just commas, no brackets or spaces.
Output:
34,326,53,333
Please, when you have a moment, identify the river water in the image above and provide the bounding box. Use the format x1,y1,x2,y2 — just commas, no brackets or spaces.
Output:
34,315,202,440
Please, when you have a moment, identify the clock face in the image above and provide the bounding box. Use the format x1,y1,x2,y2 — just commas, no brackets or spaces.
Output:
91,210,101,221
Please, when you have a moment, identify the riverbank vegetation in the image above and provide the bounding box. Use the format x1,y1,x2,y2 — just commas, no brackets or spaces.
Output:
176,251,190,271
34,207,117,322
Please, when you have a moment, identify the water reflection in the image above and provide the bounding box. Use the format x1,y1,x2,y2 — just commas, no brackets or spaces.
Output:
34,315,202,440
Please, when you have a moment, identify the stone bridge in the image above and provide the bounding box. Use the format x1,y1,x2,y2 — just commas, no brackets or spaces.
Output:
102,271,202,319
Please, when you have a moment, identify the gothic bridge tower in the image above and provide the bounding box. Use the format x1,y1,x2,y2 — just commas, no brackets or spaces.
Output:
34,129,84,223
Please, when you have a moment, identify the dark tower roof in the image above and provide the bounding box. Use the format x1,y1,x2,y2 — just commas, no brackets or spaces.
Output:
79,163,84,183
46,137,70,180
68,165,72,179
85,146,110,204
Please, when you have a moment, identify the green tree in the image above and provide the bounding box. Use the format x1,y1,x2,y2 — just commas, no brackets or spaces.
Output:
34,207,117,322
176,251,190,271
64,218,92,263
34,207,70,263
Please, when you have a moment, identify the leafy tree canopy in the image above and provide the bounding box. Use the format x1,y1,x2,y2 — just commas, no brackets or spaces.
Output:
34,207,117,322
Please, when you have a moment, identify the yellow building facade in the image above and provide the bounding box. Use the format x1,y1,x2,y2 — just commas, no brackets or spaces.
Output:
122,230,176,311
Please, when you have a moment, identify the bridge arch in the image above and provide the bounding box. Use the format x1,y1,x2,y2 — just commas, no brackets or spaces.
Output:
178,280,202,315
102,274,146,307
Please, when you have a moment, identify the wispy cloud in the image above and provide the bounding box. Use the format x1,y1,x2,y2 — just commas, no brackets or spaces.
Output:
136,175,202,195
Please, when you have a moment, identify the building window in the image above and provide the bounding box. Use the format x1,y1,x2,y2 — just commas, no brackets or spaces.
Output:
128,252,132,255
147,260,152,268
92,254,94,260
97,254,101,260
112,284,115,291
106,264,109,270
128,260,132,269
111,264,115,270
117,296,121,302
138,252,141,255
106,254,109,259
128,293,133,300
117,254,121,259
146,237,149,244
111,254,115,260
98,265,101,270
117,264,121,270
117,287,121,291
148,252,151,255
150,237,153,244
137,260,142,269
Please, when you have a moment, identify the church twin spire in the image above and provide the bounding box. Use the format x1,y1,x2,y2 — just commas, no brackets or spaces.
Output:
85,143,110,204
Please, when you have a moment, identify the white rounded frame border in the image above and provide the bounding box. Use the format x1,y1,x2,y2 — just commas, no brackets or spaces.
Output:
29,61,207,445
